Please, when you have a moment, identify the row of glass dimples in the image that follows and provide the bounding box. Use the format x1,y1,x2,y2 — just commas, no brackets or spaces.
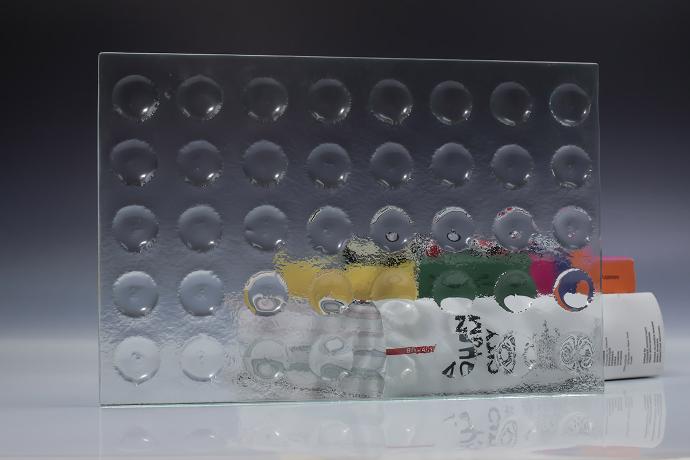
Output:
112,73,592,127
110,137,593,190
112,202,592,256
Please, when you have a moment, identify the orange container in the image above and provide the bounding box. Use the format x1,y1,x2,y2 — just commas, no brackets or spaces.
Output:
571,252,636,293
600,257,636,293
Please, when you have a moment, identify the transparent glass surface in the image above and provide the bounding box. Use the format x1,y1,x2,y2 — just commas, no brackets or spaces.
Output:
99,54,600,404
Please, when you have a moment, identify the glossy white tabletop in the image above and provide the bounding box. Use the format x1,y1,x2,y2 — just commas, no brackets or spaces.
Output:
1,337,688,459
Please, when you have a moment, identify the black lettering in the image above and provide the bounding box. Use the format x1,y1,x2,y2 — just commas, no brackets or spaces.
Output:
442,361,457,378
487,360,499,374
458,345,477,360
469,315,482,336
455,315,466,333
486,329,498,343
459,361,475,376
486,329,499,374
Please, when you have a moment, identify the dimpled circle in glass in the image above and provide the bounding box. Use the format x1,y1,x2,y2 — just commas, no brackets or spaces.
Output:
307,206,353,254
550,83,591,127
370,206,413,251
113,271,158,317
551,145,592,188
430,143,474,187
310,271,353,315
176,75,223,120
181,335,226,381
112,205,159,253
430,81,472,124
368,79,413,125
494,270,537,313
110,139,157,186
307,78,351,123
553,268,594,312
113,336,160,384
490,82,532,126
179,270,223,316
242,140,288,187
492,207,536,250
244,271,289,316
243,204,288,251
306,143,351,188
243,77,288,122
112,75,159,122
491,144,534,189
552,206,593,250
431,207,475,251
245,339,288,379
432,270,477,305
178,205,222,252
177,140,223,186
308,334,353,382
370,142,413,188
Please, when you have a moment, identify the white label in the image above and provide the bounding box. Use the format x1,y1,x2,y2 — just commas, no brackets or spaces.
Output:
603,293,664,380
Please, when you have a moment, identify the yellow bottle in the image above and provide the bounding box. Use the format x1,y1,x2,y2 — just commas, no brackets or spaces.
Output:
276,256,328,299
343,264,385,300
275,255,418,314
369,262,417,300
309,270,353,315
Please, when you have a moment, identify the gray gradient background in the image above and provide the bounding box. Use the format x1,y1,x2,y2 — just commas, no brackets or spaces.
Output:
1,1,689,408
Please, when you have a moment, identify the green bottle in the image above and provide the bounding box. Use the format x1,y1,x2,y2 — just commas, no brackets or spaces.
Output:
494,270,537,312
431,269,477,304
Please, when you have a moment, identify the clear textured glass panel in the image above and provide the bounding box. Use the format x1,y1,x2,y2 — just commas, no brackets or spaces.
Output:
99,54,601,404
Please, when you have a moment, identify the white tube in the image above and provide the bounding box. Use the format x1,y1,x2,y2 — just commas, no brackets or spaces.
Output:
603,292,664,380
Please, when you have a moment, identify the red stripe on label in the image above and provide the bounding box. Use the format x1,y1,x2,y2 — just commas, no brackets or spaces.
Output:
386,345,436,356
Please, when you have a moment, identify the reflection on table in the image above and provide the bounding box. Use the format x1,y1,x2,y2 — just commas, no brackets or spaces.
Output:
97,377,664,458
